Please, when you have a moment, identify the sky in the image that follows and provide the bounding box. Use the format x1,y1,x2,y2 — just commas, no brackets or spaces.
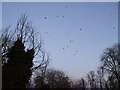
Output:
2,2,118,79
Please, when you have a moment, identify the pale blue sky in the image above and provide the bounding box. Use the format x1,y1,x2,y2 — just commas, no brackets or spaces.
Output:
2,2,118,79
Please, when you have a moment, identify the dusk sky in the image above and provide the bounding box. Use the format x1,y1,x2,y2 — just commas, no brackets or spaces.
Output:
2,2,118,79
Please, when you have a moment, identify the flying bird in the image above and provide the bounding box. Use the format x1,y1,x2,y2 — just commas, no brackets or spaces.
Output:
65,6,68,8
113,27,115,29
80,28,82,30
70,40,73,43
45,17,47,19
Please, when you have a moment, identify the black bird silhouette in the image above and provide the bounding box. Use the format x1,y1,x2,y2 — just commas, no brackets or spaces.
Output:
65,6,68,8
70,40,73,43
113,27,115,29
45,17,47,19
80,28,82,30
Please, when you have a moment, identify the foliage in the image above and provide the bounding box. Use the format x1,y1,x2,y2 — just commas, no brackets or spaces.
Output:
34,69,71,88
2,38,34,88
2,14,50,88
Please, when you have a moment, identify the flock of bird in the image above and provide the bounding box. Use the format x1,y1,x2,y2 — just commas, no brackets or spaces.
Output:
42,9,115,56
44,6,67,20
44,15,64,20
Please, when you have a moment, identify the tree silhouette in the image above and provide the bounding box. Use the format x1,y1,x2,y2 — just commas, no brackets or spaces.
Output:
100,43,120,88
107,73,118,89
2,38,34,88
2,14,50,88
72,78,86,89
87,71,98,89
34,69,71,88
96,68,105,89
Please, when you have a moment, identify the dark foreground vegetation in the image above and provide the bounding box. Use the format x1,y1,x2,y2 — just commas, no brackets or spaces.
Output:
2,14,120,89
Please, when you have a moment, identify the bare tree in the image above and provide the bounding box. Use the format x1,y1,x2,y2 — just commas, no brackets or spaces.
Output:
34,69,71,88
2,14,50,88
107,73,118,89
2,14,50,70
100,43,120,88
72,78,86,89
96,68,106,90
87,71,98,89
